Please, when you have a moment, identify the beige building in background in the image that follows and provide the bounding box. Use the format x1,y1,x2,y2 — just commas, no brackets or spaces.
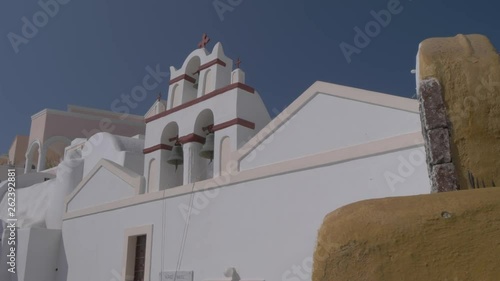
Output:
7,135,29,167
0,135,29,182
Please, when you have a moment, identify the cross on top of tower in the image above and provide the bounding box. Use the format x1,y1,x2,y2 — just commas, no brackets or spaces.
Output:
235,57,242,69
157,92,162,101
198,33,211,49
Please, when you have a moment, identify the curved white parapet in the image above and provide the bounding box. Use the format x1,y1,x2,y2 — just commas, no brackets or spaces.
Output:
45,158,84,229
0,132,145,232
0,158,84,230
82,132,145,178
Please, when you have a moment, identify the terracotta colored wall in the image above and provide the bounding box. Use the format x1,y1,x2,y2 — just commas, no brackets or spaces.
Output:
7,136,29,166
28,113,47,148
43,112,144,141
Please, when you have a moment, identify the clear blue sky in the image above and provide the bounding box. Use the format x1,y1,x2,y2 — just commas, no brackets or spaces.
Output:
1,0,499,153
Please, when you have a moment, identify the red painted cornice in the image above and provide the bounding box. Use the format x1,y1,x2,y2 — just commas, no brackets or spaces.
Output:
145,83,255,123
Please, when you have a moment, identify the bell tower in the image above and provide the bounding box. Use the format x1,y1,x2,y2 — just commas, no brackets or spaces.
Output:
143,36,271,192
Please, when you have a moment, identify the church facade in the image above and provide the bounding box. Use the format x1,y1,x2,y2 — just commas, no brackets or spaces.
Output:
0,39,430,281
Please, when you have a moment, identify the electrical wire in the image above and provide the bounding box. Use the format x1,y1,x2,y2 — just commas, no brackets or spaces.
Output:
161,186,167,278
173,183,196,281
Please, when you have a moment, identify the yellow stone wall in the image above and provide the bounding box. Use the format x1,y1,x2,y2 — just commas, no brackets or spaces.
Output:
313,188,500,281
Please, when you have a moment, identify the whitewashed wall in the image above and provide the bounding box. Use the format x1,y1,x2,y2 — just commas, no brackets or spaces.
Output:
22,229,61,281
0,228,61,281
241,93,421,170
62,144,429,281
67,168,135,212
82,133,145,178
0,166,24,182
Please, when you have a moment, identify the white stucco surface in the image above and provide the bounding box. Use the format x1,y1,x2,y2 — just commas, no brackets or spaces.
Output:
0,158,83,229
83,132,145,178
0,166,24,182
0,229,58,281
3,171,55,189
144,88,270,147
21,228,61,281
67,167,136,212
62,145,429,281
241,93,421,170
0,179,52,228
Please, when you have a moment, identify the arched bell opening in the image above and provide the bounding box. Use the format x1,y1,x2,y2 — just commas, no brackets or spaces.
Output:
161,122,183,189
170,84,180,109
201,69,215,96
193,109,215,182
184,56,201,103
24,140,41,173
147,158,158,193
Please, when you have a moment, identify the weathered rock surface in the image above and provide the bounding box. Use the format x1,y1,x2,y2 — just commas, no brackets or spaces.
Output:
418,34,500,190
313,187,500,281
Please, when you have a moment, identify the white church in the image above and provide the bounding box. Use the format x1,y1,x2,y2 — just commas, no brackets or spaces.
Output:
0,37,430,281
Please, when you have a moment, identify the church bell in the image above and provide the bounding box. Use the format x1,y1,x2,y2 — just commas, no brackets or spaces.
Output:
167,143,183,170
199,132,215,160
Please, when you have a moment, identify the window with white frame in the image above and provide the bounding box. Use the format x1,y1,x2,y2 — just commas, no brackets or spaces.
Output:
122,225,153,281
133,235,146,281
